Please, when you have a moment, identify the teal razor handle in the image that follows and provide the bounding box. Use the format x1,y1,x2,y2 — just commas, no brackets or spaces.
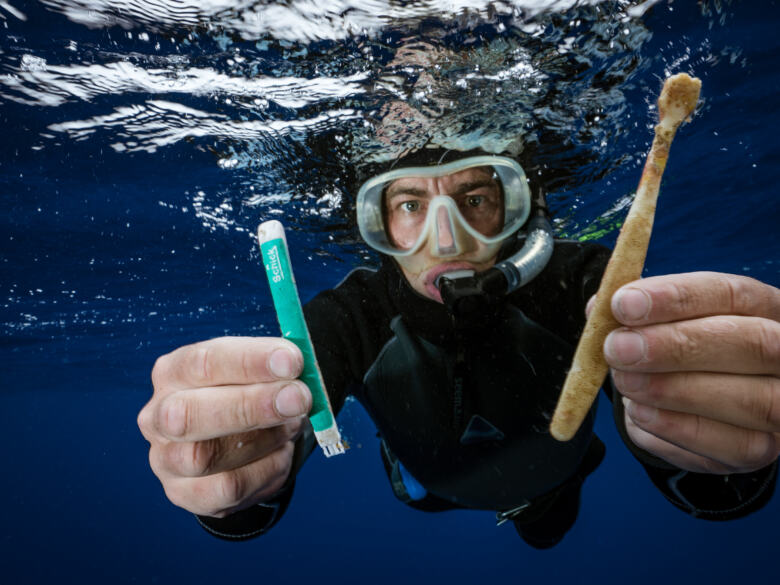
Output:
257,220,345,457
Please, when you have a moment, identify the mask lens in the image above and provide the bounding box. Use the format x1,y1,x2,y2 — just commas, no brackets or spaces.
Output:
381,164,504,251
356,155,531,257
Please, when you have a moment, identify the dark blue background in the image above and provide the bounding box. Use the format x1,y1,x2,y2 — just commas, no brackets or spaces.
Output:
1,1,778,583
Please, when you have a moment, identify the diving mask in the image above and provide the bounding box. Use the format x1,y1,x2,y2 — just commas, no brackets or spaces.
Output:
357,155,532,257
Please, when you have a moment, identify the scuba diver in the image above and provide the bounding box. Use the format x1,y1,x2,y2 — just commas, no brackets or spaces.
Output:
319,147,610,547
137,144,780,548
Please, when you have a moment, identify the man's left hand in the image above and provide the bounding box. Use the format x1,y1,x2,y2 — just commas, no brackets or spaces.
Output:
604,271,780,474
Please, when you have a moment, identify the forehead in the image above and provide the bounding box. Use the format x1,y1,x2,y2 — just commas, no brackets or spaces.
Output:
386,165,496,192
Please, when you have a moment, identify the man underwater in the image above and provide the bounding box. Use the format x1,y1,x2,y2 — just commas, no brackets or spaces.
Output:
138,145,780,548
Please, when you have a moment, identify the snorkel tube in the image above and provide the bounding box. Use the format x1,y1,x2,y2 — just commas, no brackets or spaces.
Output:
494,214,555,290
439,198,554,318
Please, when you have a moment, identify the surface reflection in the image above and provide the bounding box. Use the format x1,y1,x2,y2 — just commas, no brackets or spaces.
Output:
1,0,669,242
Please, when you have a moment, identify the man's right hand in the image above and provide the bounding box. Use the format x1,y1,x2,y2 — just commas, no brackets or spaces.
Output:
137,337,311,518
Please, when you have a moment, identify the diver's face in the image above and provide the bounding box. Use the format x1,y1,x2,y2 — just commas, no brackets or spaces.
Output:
383,167,504,303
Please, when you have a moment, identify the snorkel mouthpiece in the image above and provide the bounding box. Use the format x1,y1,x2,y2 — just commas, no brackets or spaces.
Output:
438,268,508,318
434,269,476,290
438,215,554,318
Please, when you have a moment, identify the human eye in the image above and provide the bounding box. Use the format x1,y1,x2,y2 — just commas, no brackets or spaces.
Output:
401,200,421,212
465,195,485,207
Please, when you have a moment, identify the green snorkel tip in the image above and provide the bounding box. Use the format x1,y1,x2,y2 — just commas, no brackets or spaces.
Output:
257,220,346,457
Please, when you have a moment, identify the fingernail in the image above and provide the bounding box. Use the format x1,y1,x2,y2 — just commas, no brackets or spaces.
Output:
613,287,651,323
605,329,647,366
269,348,298,379
626,400,657,424
275,383,310,418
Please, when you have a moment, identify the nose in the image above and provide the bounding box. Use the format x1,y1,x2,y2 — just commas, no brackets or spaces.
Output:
434,205,457,256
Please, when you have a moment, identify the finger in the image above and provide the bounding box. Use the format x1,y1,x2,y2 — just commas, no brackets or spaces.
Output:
604,316,780,376
137,402,157,443
622,408,733,474
163,442,296,518
154,380,311,442
623,398,780,473
152,336,303,392
611,272,780,326
612,369,780,433
151,419,303,479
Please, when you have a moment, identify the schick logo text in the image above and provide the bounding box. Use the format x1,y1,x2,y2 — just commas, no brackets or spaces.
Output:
268,245,285,283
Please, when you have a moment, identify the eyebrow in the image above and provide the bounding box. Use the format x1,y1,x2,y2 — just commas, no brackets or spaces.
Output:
450,179,498,197
385,178,498,201
385,185,429,200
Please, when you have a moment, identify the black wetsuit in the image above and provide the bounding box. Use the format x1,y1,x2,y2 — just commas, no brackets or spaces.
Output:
197,239,777,544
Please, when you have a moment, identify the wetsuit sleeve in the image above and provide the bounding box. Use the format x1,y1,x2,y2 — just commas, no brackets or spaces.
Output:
195,484,295,540
609,379,778,519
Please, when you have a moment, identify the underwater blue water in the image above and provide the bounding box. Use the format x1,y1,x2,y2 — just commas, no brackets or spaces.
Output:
1,1,779,583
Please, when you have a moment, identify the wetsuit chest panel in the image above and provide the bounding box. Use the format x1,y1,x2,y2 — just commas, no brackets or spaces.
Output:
362,308,595,509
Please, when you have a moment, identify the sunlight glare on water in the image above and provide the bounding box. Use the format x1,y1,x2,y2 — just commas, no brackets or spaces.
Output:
2,0,694,237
